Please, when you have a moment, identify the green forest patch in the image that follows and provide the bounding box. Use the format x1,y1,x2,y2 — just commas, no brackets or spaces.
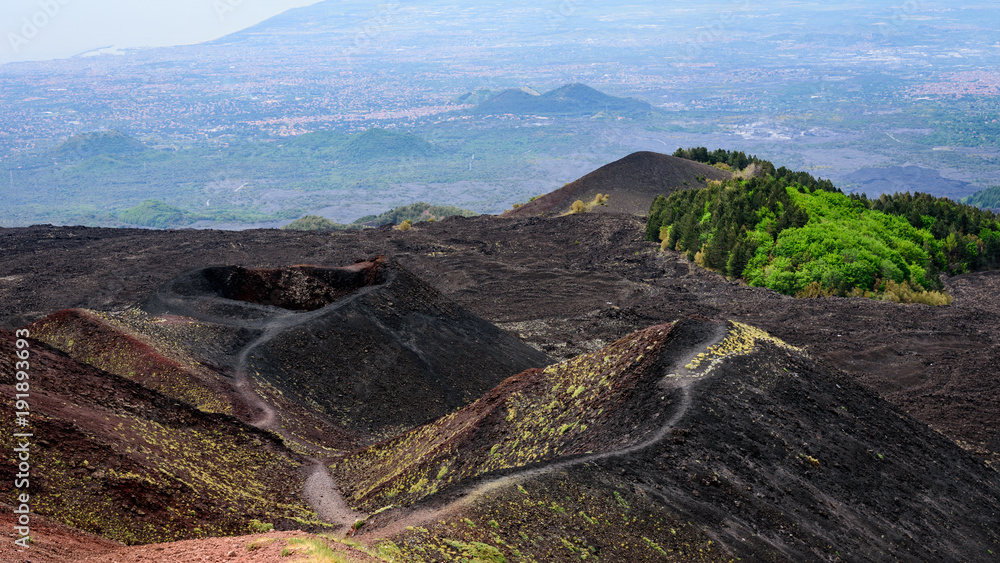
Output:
649,149,1000,304
962,185,1000,210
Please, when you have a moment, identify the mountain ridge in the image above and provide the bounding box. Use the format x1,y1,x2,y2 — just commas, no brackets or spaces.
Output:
473,83,655,118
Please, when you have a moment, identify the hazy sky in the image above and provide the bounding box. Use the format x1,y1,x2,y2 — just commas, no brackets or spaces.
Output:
1,0,323,64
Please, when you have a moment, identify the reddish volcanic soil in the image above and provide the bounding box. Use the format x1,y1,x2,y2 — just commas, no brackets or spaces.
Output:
0,502,376,563
0,503,121,562
71,531,379,563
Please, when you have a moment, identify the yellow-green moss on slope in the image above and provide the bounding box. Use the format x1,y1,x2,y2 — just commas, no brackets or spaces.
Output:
333,324,675,510
0,324,314,546
0,406,314,545
384,475,734,562
29,308,231,414
672,321,801,378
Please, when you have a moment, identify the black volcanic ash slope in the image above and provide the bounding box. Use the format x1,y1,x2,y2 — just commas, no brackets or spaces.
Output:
344,318,1000,562
141,256,551,437
615,321,1000,561
506,151,731,217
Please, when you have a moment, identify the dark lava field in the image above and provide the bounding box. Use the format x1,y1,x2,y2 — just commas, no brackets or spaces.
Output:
1,212,999,561
2,214,997,465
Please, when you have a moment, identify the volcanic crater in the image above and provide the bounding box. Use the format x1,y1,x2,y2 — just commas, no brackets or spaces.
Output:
200,259,385,312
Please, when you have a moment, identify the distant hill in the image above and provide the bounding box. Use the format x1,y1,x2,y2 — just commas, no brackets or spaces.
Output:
54,130,145,160
473,83,655,118
283,204,478,231
117,200,201,229
843,165,978,200
471,86,542,115
337,128,443,161
352,201,478,227
962,185,1000,212
286,130,349,150
505,151,731,217
282,215,349,231
454,87,497,105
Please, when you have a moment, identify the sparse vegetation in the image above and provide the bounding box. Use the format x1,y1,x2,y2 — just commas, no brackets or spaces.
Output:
356,201,477,227
0,316,315,546
249,519,274,533
282,215,349,231
566,193,610,215
333,323,680,511
247,537,278,551
29,309,232,413
384,476,724,562
284,537,356,562
117,199,202,229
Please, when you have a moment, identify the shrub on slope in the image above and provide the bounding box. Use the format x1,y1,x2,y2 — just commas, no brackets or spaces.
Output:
352,202,477,227
282,215,351,231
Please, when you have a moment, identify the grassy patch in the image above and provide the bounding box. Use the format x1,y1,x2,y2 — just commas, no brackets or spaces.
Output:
285,537,357,562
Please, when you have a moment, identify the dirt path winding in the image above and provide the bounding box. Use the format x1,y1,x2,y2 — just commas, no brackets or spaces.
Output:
304,459,367,527
228,311,367,529
364,322,727,540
